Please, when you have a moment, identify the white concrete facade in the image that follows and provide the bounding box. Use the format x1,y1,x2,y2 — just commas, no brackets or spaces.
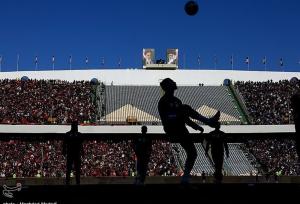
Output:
0,69,299,86
0,125,295,134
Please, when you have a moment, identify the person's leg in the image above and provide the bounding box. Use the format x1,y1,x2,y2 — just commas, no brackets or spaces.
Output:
135,154,142,183
66,156,73,185
139,144,152,183
180,139,197,183
182,104,220,127
137,156,147,184
212,151,224,183
135,143,152,184
134,143,144,185
74,155,81,185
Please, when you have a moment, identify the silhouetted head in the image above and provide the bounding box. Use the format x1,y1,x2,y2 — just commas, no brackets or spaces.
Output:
160,78,177,94
141,126,147,134
71,121,78,132
215,124,221,131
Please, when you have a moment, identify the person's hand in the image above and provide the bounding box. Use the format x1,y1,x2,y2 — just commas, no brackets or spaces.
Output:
208,111,221,129
205,151,209,157
226,153,229,158
198,126,204,134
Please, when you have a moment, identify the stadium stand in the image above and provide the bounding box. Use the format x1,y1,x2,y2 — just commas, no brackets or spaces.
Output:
235,80,300,125
0,79,96,125
1,77,300,179
104,85,242,125
0,140,178,178
223,143,257,176
172,143,215,175
246,139,300,176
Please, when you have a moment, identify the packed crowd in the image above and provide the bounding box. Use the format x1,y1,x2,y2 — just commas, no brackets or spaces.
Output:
246,139,300,176
0,140,178,178
235,80,300,125
0,79,96,124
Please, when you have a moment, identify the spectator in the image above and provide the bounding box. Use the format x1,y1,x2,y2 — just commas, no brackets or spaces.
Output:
246,139,300,176
0,140,178,178
0,79,96,125
235,80,300,125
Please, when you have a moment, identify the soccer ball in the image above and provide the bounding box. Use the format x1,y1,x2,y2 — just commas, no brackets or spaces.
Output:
185,1,199,16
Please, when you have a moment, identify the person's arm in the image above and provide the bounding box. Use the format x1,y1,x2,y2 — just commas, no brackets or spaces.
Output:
185,118,204,133
80,133,84,157
182,104,220,128
205,140,210,156
224,137,229,158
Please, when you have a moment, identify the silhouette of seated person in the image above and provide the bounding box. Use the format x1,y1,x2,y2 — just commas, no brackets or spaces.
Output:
133,126,152,185
291,93,300,164
63,121,83,185
158,78,221,184
205,126,229,183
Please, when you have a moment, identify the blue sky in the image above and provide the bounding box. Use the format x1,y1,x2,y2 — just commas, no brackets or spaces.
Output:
0,0,300,72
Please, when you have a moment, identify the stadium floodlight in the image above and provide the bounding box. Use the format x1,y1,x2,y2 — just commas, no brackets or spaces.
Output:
52,56,55,71
35,56,38,71
17,54,20,72
245,57,250,71
118,57,122,68
214,55,218,70
85,56,89,66
262,56,267,71
101,57,105,67
69,55,72,70
0,55,3,72
230,55,234,70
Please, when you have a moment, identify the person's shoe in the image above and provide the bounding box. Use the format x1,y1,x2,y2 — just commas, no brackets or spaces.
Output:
180,174,191,185
208,111,221,128
211,111,221,121
134,176,145,186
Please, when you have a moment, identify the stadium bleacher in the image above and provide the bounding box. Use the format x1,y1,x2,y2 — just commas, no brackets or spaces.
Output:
0,76,300,180
0,79,96,125
172,143,215,175
235,79,300,125
223,143,257,176
104,85,242,125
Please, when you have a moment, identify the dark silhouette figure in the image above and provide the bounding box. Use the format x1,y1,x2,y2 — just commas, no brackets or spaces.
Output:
63,121,83,185
205,127,229,183
274,173,279,183
255,172,259,183
201,171,206,183
158,78,221,184
265,172,271,183
291,93,300,164
133,126,152,185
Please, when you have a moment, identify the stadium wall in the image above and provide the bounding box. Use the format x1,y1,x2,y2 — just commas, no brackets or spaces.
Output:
0,124,295,134
0,69,299,85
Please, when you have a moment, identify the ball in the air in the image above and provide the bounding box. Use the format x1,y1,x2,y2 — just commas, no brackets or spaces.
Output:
185,1,199,16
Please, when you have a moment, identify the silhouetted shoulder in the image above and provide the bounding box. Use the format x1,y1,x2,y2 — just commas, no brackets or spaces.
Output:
158,95,182,108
